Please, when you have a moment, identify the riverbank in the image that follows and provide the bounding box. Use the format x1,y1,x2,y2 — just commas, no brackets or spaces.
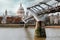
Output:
46,26,60,28
1,24,60,28
0,24,35,28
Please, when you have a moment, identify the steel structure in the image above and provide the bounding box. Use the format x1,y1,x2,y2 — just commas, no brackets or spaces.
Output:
23,0,60,23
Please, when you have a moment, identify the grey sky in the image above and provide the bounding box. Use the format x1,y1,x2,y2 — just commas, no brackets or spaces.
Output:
0,0,54,15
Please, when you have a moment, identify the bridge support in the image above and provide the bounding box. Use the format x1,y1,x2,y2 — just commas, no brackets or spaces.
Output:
24,23,28,28
35,21,46,38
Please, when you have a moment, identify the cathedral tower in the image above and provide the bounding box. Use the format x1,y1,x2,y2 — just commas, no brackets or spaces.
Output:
1,10,7,24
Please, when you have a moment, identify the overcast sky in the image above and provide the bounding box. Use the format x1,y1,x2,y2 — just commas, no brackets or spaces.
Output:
0,0,53,15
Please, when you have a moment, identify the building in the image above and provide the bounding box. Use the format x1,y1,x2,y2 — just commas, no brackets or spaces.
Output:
0,3,25,24
17,3,25,19
1,10,7,24
45,13,60,25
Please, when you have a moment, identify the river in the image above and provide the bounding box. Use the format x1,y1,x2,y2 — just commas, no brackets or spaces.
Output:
0,27,60,40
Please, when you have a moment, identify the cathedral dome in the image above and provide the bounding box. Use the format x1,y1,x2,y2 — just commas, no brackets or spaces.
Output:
17,3,25,15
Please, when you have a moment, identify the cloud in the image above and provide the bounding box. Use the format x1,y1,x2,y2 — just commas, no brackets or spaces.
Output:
0,0,53,15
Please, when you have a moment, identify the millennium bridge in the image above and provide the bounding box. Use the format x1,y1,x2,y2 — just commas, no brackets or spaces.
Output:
22,0,60,38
